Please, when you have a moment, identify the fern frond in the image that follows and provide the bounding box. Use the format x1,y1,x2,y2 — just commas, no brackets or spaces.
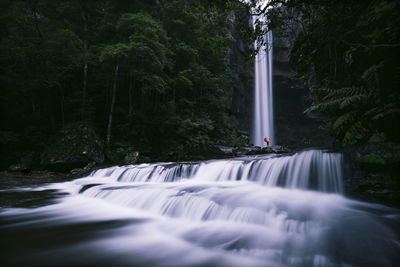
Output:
361,63,382,82
322,86,365,100
332,111,358,132
364,107,381,117
342,121,363,145
372,108,400,120
304,98,344,113
339,94,369,109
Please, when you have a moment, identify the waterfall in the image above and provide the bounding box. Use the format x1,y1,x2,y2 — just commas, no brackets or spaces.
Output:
252,17,275,147
89,149,343,193
1,149,399,267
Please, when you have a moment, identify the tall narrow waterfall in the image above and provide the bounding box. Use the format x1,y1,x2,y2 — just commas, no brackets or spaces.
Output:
252,19,275,147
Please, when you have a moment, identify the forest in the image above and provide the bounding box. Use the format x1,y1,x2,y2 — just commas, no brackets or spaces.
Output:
1,0,399,171
1,1,400,266
1,0,252,168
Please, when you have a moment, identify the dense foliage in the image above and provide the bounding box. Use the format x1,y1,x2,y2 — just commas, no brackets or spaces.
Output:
250,0,400,147
0,0,250,166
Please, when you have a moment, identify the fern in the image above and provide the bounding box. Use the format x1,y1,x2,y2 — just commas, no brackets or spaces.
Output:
322,86,366,100
332,111,358,132
342,121,364,146
372,108,400,120
339,94,369,109
361,63,382,86
305,98,344,113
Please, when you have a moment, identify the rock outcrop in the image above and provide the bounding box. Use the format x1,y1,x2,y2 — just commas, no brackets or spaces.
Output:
40,122,104,171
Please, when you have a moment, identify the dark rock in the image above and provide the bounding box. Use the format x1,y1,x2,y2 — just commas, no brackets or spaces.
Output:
124,151,139,165
244,145,292,156
40,122,104,172
261,147,273,153
20,152,35,169
138,155,151,163
270,32,336,149
342,147,400,208
21,168,31,174
228,11,254,134
274,75,335,149
68,162,97,178
8,152,36,173
246,146,262,155
8,164,25,172
190,144,225,159
216,146,234,156
271,145,292,154
233,147,251,156
105,149,120,163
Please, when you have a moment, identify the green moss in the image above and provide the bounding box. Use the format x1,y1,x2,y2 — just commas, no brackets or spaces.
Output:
383,151,400,163
359,154,386,165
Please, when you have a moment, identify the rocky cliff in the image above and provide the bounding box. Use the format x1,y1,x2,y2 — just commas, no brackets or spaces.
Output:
228,14,254,135
273,32,335,148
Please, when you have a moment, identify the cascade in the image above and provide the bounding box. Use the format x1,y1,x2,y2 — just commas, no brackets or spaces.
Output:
252,16,275,147
2,149,399,266
89,149,343,193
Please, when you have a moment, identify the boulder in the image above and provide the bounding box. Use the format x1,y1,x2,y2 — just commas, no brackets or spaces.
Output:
233,147,252,156
245,145,292,155
124,151,140,165
40,122,104,172
8,164,25,172
271,145,292,154
68,162,97,178
216,146,234,156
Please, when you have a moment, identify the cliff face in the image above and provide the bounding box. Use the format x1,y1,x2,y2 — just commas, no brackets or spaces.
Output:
272,33,335,148
228,11,335,148
228,27,334,148
228,14,254,136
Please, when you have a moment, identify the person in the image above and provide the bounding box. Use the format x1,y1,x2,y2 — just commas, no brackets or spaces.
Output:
264,137,270,146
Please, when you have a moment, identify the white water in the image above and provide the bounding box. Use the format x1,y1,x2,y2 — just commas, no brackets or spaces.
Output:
88,149,343,193
252,17,275,147
1,149,399,266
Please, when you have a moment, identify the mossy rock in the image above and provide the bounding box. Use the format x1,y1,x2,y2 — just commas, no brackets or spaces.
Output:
359,154,386,165
40,122,104,171
359,153,388,173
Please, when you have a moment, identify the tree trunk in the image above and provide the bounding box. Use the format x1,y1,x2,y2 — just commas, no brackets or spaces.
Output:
47,88,56,132
81,10,88,119
106,64,119,147
128,71,133,117
141,83,145,111
60,86,65,127
32,0,43,39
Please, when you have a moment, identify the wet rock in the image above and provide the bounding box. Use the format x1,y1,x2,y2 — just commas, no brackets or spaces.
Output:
245,146,262,155
216,146,234,156
245,145,292,155
261,147,274,154
8,164,31,174
233,147,251,156
68,162,97,178
271,145,292,154
7,152,36,173
8,164,25,172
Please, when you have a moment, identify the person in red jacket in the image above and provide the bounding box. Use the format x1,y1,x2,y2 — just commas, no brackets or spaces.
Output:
264,137,270,146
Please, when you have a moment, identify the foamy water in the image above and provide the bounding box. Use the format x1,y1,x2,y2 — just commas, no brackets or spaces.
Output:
1,150,399,266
